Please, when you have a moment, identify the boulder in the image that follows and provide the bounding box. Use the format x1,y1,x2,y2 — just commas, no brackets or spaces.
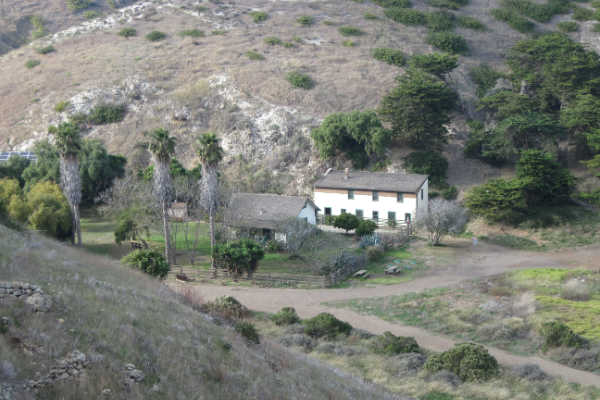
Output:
25,293,52,312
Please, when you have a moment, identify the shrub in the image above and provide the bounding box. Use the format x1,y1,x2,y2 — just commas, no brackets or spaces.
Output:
208,296,249,319
25,60,40,69
304,313,352,338
235,321,260,344
36,45,56,55
264,239,283,252
539,321,588,350
384,7,427,25
409,53,458,77
421,392,455,400
372,48,406,66
441,185,458,200
464,178,528,224
333,213,360,233
179,29,205,37
146,31,167,42
426,11,456,31
417,198,467,245
426,32,468,54
114,216,138,244
54,101,70,113
557,21,578,32
121,249,170,278
87,104,126,125
356,219,377,236
456,15,486,30
343,40,358,47
594,22,600,32
286,71,315,89
297,15,315,26
250,11,269,23
424,343,499,382
67,0,92,11
211,30,227,35
572,6,594,20
470,64,502,97
404,151,448,186
26,181,73,240
371,332,421,355
30,15,46,39
364,12,379,19
490,8,535,33
214,239,265,278
374,0,412,7
427,0,468,9
264,36,283,45
338,26,365,36
272,307,301,325
561,279,591,301
118,27,137,37
83,10,100,19
366,245,384,261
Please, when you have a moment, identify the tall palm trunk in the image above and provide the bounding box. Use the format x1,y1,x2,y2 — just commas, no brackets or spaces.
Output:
209,203,216,278
201,165,219,278
73,204,82,246
154,158,174,265
162,199,172,265
60,156,82,246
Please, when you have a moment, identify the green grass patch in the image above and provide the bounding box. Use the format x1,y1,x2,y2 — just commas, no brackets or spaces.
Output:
372,48,406,66
364,12,379,19
342,40,358,47
118,27,137,37
25,59,40,69
480,234,540,250
338,26,366,36
54,101,70,113
264,36,283,45
557,20,578,31
179,29,205,37
212,30,227,35
286,71,315,89
250,11,269,23
490,8,536,32
426,0,469,9
572,6,595,20
246,50,265,60
83,10,101,19
30,15,46,39
374,0,412,7
456,15,486,30
470,64,502,97
297,15,316,26
35,45,56,55
426,31,468,54
146,31,167,41
384,7,427,25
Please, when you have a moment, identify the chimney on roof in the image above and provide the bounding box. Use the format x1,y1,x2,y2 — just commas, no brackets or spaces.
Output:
344,167,350,180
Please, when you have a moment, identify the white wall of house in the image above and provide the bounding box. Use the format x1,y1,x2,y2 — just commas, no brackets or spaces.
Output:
314,188,423,223
298,203,317,225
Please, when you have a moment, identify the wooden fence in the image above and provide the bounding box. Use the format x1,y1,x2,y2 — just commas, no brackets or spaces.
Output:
169,266,328,288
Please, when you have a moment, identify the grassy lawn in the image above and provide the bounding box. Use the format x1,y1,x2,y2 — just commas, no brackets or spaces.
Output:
329,267,600,372
81,217,130,259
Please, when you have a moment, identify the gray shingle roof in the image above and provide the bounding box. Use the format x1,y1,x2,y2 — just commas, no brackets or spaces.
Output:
225,193,318,230
314,170,428,193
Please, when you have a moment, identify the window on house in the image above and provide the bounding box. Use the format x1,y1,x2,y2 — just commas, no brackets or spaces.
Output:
348,190,354,200
388,211,396,222
405,213,411,223
421,189,424,200
356,209,363,218
324,207,332,216
341,208,346,214
372,191,379,201
372,211,379,221
397,192,404,203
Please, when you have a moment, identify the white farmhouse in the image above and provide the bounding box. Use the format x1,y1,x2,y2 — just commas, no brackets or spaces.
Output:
313,169,428,225
224,193,319,242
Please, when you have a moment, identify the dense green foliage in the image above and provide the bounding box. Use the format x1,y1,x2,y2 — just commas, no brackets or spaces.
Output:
490,8,535,33
118,27,137,37
379,68,457,149
0,155,31,187
286,71,315,89
557,21,578,32
214,239,265,278
272,307,301,325
372,48,407,67
500,0,570,23
356,219,377,236
87,104,127,125
25,60,40,69
384,7,427,25
426,32,468,54
297,15,315,25
179,29,205,38
469,64,502,97
146,31,167,41
36,45,56,55
409,53,458,77
333,212,361,233
235,321,260,344
67,0,92,11
456,15,486,30
465,178,528,224
404,151,448,186
122,249,170,278
303,313,353,338
424,343,499,382
374,0,412,7
250,11,269,23
371,332,421,355
539,321,588,350
311,111,389,167
426,10,456,31
246,51,265,60
338,26,365,36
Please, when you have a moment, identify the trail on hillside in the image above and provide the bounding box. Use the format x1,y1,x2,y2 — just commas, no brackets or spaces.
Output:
173,241,600,387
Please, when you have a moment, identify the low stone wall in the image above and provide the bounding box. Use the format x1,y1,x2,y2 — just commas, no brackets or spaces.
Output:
0,281,51,312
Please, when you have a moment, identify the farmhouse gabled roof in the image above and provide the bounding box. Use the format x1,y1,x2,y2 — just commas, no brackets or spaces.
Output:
225,193,318,230
314,170,428,193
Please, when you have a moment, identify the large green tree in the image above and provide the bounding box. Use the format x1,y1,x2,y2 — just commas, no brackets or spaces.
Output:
0,155,31,187
378,68,457,149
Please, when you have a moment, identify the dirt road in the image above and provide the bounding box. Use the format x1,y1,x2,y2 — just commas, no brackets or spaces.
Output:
172,241,600,387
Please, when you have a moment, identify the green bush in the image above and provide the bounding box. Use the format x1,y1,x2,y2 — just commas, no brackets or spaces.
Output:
424,343,499,382
211,30,227,35
572,6,595,20
118,27,137,37
516,150,575,206
500,0,569,22
179,29,205,37
250,11,269,23
146,31,167,42
594,22,600,31
246,50,265,60
374,0,412,7
208,296,249,319
286,71,315,89
83,10,100,19
364,12,379,19
404,151,448,186
385,7,427,25
426,10,456,31
297,15,315,26
30,15,46,39
465,178,528,224
371,332,421,355
342,40,358,47
25,60,40,69
67,0,92,11
557,21,578,32
409,53,458,77
214,239,265,278
441,185,458,200
356,219,377,236
456,15,485,30
36,45,56,55
366,245,384,261
490,8,535,33
372,48,406,66
470,64,502,97
121,249,170,278
539,321,588,350
264,36,283,45
235,321,260,344
427,0,468,9
272,307,301,325
333,213,360,233
338,26,365,36
304,313,353,338
114,216,139,244
87,104,126,125
421,392,455,400
426,32,468,54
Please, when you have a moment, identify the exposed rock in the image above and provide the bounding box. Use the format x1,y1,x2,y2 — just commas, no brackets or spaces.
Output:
25,293,52,313
0,282,50,313
123,363,145,383
26,350,89,391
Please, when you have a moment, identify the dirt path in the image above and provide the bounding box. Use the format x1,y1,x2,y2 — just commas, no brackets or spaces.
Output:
172,241,600,387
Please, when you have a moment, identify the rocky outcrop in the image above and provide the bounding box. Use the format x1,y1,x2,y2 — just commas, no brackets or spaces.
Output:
25,350,88,391
0,282,51,312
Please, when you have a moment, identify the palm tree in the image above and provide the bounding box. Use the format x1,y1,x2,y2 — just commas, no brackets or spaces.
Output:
196,133,224,277
51,122,83,246
145,128,176,265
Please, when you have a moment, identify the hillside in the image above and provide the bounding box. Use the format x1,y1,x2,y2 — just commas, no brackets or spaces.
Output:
1,0,599,193
0,223,408,399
